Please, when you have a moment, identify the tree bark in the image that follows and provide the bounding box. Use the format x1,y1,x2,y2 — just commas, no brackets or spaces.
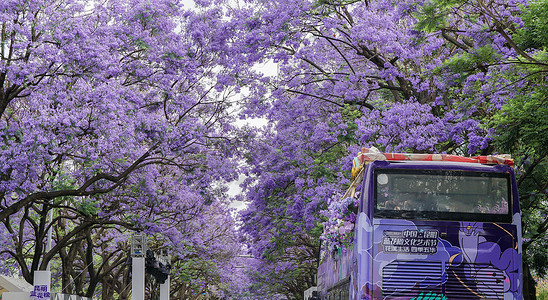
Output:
523,262,537,300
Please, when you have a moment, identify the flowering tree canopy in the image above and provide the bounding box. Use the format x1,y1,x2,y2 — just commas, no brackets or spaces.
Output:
0,0,250,297
236,0,547,298
0,0,546,298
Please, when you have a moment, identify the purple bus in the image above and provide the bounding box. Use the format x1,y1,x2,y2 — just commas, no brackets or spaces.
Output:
317,152,522,300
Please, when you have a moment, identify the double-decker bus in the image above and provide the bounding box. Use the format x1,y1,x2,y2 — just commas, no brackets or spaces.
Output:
316,149,522,300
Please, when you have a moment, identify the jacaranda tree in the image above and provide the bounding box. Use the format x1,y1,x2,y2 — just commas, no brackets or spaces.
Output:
0,0,248,298
0,0,546,299
235,0,547,298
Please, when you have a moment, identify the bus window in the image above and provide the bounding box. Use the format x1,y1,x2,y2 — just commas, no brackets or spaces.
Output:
374,169,511,222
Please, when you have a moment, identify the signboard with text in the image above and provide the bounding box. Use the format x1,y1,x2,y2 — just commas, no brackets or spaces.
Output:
30,284,50,300
382,229,439,254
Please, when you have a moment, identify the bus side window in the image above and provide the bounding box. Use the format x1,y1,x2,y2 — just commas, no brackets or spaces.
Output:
400,193,419,211
452,195,475,213
432,194,450,211
421,194,438,212
386,198,400,210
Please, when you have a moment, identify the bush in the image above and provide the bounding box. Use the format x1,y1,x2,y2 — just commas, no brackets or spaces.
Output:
538,278,548,300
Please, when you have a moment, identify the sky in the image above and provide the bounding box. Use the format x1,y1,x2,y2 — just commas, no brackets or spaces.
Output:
178,0,279,212
228,59,277,211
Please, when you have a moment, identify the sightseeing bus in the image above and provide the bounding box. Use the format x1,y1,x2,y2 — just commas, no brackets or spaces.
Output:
316,149,522,300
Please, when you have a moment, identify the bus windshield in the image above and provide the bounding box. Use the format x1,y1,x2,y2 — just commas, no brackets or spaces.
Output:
374,169,511,222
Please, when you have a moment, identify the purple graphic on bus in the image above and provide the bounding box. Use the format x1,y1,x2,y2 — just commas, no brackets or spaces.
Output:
317,158,522,300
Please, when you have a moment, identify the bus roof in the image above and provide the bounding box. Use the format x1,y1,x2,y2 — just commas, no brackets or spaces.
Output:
351,147,513,179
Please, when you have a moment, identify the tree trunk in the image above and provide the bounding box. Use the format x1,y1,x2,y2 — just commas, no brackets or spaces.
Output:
523,262,537,300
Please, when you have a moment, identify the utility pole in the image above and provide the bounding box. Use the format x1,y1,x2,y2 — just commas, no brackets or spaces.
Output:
131,233,146,300
130,233,171,300
158,250,170,300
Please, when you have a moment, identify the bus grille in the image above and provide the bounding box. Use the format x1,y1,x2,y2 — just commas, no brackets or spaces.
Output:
445,263,504,299
383,261,506,299
382,261,442,298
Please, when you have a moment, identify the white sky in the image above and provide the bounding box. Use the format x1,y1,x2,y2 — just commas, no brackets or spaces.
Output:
227,60,278,211
180,0,279,213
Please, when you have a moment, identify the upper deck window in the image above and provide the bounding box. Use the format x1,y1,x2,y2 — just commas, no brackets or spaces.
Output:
373,169,512,222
